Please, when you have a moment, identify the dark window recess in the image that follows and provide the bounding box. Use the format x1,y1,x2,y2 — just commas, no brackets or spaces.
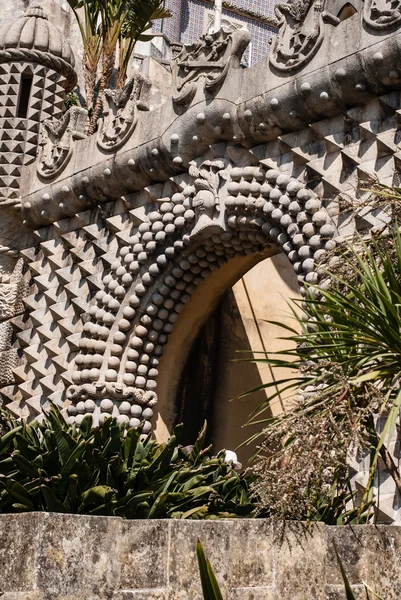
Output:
17,75,33,118
337,3,358,21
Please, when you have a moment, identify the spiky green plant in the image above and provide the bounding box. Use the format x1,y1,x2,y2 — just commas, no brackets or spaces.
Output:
67,0,171,132
197,540,224,600
0,406,256,519
239,227,401,522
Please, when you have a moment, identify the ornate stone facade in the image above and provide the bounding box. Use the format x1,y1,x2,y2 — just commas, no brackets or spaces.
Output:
1,0,401,519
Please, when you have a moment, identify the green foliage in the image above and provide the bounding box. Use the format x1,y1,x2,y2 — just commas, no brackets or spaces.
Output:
0,407,256,519
197,540,224,600
66,0,171,130
65,89,81,109
241,227,401,522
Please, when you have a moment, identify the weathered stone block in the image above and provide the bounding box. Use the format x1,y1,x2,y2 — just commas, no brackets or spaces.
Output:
0,513,42,593
230,587,277,600
36,513,122,600
274,522,328,600
229,520,274,588
328,525,401,598
119,520,170,590
169,520,232,599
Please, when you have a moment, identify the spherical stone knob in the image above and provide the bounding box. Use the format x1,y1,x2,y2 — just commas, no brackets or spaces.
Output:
100,398,114,413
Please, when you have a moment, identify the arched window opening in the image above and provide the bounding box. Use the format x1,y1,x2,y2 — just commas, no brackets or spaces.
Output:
17,75,33,118
337,2,358,21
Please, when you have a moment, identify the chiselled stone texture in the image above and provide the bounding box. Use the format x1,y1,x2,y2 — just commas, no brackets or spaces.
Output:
2,1,401,519
0,5,75,204
1,515,401,599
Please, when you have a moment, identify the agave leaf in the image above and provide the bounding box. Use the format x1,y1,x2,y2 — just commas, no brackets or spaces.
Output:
189,422,208,464
333,541,357,600
0,426,22,454
196,540,224,600
80,485,116,509
40,485,68,513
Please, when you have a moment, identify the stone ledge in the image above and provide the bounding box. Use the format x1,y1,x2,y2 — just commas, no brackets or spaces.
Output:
0,514,400,599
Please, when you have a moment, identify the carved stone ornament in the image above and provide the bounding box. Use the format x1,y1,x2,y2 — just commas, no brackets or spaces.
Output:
364,0,401,29
37,107,87,179
66,382,157,429
172,27,251,108
97,73,150,152
188,159,228,239
270,0,339,72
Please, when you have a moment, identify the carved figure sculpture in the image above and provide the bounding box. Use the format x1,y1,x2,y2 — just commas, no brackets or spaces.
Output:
172,27,251,108
188,160,228,239
37,107,87,179
270,0,338,72
97,73,151,151
364,0,401,28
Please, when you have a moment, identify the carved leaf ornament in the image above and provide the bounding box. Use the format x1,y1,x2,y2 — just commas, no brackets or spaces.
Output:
172,27,251,108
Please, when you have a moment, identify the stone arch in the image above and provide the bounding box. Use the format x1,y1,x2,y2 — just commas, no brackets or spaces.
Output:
65,151,337,433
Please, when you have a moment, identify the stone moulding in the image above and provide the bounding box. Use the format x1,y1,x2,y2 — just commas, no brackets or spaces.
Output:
20,14,401,227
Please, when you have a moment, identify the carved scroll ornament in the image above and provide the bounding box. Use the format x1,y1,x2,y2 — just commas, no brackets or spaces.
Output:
37,107,87,179
172,27,251,108
364,0,401,29
270,0,339,72
97,73,150,152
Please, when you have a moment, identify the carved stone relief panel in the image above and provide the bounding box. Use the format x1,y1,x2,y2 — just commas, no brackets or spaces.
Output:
364,0,401,29
37,107,87,179
172,27,251,108
97,74,151,152
270,0,339,72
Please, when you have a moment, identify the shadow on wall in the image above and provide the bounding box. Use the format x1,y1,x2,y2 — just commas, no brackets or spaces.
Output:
175,253,300,466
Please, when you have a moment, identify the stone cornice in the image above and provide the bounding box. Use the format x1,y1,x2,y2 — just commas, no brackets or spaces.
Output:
20,12,401,227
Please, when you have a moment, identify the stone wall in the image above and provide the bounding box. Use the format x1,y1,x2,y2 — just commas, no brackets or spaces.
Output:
1,514,401,599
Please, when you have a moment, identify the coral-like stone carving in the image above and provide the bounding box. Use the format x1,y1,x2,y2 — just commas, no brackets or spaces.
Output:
97,74,150,151
172,27,251,107
270,0,338,72
188,159,228,239
37,107,87,179
364,0,401,29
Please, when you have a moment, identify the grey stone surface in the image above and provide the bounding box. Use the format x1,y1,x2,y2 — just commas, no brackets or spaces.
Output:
2,0,401,524
0,515,401,599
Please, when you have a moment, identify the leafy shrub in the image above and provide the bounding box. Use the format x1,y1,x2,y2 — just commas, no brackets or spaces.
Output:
0,406,256,519
241,228,401,523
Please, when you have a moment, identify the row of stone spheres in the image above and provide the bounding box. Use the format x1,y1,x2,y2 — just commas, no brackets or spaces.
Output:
0,0,400,519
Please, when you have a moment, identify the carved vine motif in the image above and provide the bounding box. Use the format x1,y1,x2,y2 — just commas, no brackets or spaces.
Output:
67,381,157,405
172,27,251,108
66,382,157,429
188,159,228,239
270,0,338,72
364,0,401,29
97,74,150,152
37,107,87,179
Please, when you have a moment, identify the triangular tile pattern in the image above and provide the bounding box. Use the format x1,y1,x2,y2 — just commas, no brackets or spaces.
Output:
0,63,66,199
260,92,401,204
6,206,122,419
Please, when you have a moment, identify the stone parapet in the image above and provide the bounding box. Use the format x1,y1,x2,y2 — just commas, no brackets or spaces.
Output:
0,513,400,599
